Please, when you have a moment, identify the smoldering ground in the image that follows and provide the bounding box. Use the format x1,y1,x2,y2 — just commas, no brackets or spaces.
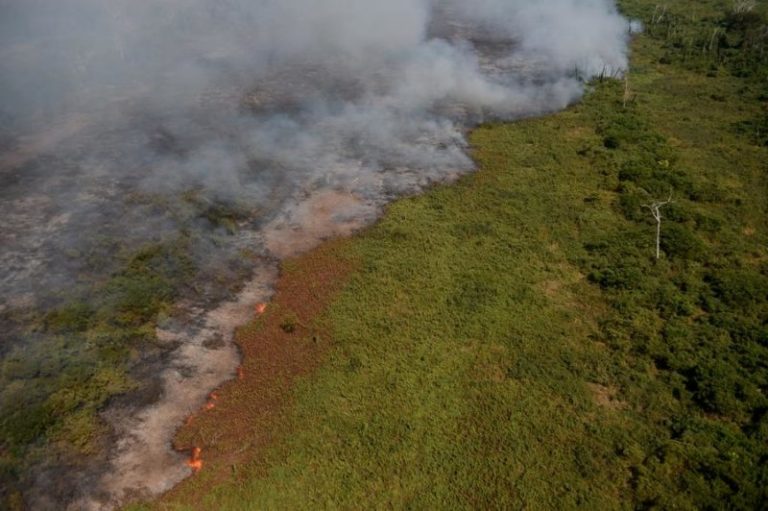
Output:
0,0,631,509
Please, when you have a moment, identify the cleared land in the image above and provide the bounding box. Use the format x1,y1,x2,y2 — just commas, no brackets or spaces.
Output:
130,0,765,508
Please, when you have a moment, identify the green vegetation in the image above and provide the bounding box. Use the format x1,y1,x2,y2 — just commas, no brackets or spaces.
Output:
137,1,768,509
0,178,267,511
0,240,192,484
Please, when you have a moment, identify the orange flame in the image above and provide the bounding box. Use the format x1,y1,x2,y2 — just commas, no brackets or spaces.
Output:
255,302,267,315
204,391,219,411
187,447,203,472
237,366,244,380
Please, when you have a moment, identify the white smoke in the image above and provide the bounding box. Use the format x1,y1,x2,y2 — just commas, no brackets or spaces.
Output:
1,0,631,206
440,0,629,74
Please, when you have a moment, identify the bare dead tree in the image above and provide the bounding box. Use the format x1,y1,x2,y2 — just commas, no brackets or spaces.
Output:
707,27,724,53
643,193,674,259
651,4,669,25
623,75,632,108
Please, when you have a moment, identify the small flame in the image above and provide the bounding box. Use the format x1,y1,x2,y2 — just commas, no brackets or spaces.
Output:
204,391,219,411
237,366,244,380
255,302,267,315
187,447,203,472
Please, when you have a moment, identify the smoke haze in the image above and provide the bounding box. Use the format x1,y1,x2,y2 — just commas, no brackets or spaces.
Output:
0,0,631,508
1,0,631,301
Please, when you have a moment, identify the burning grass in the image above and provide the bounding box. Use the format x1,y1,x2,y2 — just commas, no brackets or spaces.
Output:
155,238,357,505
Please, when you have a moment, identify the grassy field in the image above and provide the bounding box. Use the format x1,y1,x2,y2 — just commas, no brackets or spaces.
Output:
129,0,764,508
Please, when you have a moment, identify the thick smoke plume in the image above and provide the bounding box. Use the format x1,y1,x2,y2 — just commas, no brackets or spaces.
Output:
0,0,631,509
1,0,631,298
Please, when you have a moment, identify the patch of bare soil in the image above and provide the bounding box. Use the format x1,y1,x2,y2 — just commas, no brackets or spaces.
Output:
263,190,376,258
586,383,626,411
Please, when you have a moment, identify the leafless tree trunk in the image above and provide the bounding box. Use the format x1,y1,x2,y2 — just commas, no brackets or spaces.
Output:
651,5,668,25
643,194,673,259
623,75,632,108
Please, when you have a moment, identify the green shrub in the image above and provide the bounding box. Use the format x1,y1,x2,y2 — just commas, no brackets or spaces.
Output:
603,135,621,149
684,361,742,416
280,314,298,333
588,265,645,289
44,302,93,333
661,223,706,260
707,269,768,307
